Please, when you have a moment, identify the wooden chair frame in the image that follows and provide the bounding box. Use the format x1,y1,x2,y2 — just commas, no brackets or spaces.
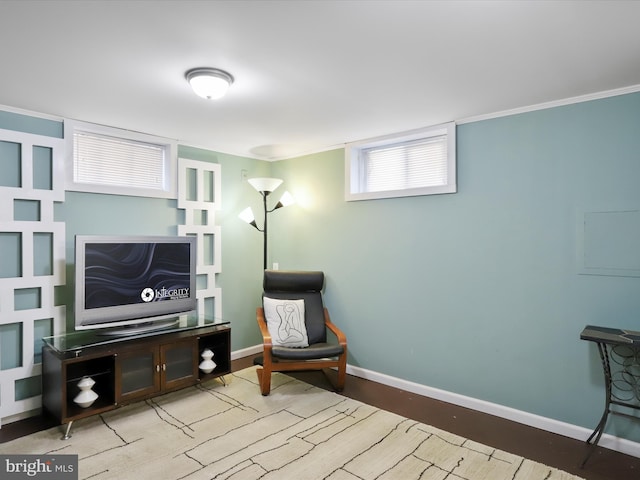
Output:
255,306,347,396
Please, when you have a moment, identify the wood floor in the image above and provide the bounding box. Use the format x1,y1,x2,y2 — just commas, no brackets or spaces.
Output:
2,355,639,480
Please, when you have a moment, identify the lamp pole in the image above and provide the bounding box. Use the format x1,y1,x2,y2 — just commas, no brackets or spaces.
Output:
261,191,269,270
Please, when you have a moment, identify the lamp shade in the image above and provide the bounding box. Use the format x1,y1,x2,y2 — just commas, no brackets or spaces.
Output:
238,207,256,224
186,68,234,100
279,191,295,207
248,177,283,194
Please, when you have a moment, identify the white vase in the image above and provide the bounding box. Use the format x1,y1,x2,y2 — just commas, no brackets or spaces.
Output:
199,348,217,374
74,376,99,408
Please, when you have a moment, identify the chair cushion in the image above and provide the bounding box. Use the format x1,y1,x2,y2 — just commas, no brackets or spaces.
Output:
263,297,309,348
271,342,344,360
263,271,327,344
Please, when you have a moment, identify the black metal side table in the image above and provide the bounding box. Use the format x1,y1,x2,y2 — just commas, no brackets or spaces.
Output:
580,325,640,466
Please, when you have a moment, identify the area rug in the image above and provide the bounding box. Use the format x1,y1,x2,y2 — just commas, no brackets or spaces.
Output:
3,367,583,480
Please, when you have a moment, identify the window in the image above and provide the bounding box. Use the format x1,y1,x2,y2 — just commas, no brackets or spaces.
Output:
65,120,177,198
345,122,456,201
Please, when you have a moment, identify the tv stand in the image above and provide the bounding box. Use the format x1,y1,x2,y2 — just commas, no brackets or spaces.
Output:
42,315,230,439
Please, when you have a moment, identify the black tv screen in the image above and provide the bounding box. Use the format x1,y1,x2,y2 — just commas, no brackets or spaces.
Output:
75,235,197,331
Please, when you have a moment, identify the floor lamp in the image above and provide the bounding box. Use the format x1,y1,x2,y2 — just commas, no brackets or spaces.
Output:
239,177,294,270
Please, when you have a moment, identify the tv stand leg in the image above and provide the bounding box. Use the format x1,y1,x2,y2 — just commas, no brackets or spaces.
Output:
61,421,73,440
220,375,227,386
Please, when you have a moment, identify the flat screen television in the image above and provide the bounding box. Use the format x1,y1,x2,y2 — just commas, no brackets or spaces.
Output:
74,235,197,334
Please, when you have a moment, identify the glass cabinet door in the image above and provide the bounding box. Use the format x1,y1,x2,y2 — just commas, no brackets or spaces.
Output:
115,339,197,403
117,348,160,402
162,339,197,390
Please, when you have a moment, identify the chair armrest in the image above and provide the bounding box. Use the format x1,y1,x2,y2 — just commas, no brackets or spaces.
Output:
256,307,272,348
324,308,347,347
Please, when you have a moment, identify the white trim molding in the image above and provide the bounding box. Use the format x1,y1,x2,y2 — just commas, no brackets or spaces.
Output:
457,84,640,125
231,344,263,361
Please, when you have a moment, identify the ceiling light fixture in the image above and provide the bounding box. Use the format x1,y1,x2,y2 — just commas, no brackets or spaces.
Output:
185,67,234,100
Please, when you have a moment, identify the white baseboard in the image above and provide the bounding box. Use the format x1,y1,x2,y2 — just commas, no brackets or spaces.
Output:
231,344,262,361
233,347,640,458
345,364,640,459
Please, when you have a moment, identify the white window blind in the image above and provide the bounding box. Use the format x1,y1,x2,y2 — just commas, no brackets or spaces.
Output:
73,131,165,190
65,120,177,198
362,135,448,193
345,122,456,201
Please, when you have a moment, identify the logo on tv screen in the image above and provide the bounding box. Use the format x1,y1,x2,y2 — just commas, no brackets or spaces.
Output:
140,286,190,303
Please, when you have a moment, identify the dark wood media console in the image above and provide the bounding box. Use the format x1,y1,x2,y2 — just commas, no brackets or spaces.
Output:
42,316,230,439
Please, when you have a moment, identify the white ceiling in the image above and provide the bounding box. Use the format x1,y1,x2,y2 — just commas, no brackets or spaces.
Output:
1,0,640,160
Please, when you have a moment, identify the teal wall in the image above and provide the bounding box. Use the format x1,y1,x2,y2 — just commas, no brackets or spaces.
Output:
269,92,640,441
2,91,640,441
0,110,63,138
